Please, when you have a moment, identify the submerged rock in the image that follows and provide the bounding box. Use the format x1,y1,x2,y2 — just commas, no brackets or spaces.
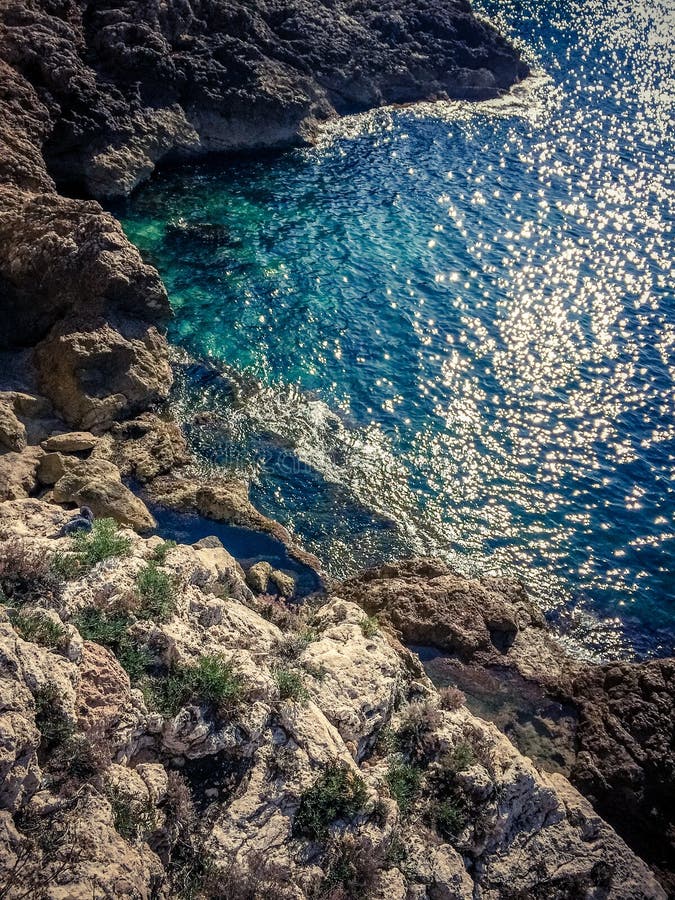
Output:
247,560,273,593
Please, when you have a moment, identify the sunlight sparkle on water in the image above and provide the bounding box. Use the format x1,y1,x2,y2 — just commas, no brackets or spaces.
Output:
120,0,674,660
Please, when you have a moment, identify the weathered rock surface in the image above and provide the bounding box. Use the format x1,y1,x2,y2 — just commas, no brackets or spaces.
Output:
0,500,666,898
342,557,675,892
0,499,665,900
52,458,156,531
42,431,98,453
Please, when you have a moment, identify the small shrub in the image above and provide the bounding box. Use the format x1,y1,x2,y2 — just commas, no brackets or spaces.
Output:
430,794,467,840
359,615,379,638
302,660,327,681
11,611,66,649
191,654,245,715
276,626,318,659
267,745,300,782
107,783,156,842
438,685,466,711
72,518,132,567
0,538,63,607
440,742,475,778
163,770,196,841
147,655,245,720
33,684,74,751
151,540,176,564
73,607,153,682
258,596,297,630
136,561,177,621
294,762,368,841
384,829,408,867
50,550,81,581
49,728,111,782
396,700,441,760
375,726,399,756
215,850,294,900
385,759,422,817
322,834,380,899
73,606,128,645
117,643,154,682
274,668,309,703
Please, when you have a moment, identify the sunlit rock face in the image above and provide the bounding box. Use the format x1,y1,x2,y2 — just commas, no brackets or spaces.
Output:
0,500,667,898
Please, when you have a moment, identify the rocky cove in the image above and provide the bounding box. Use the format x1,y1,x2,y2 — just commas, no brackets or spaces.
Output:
0,1,673,898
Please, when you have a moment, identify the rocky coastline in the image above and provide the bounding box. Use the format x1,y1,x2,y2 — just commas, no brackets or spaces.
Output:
1,1,673,898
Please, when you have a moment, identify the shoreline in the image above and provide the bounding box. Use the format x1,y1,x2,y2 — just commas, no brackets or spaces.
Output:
0,0,673,895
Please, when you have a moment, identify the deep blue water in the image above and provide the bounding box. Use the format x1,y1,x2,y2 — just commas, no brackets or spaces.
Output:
119,0,674,659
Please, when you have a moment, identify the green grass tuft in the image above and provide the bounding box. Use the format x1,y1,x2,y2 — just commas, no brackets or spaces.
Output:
11,612,66,649
72,607,153,681
106,783,157,842
145,655,245,719
72,518,132,567
150,540,177,564
274,668,309,703
136,561,177,621
33,684,74,750
49,550,81,581
386,759,422,817
294,761,368,841
359,615,379,638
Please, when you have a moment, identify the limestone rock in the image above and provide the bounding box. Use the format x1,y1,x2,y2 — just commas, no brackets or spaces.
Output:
147,473,293,543
0,446,43,501
42,431,98,453
341,557,675,892
105,414,190,482
0,502,668,897
271,569,296,599
0,399,26,453
34,318,172,432
75,642,134,738
52,458,155,531
247,561,273,593
36,451,78,486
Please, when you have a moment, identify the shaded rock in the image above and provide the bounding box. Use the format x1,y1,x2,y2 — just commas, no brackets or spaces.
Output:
0,400,26,453
270,569,296,599
0,446,43,501
34,317,172,431
147,473,292,543
246,561,273,593
52,458,155,531
340,557,675,893
340,557,558,673
105,413,190,482
36,451,77,486
42,431,98,453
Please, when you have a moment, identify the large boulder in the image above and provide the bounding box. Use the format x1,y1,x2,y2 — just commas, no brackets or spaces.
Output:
52,458,156,531
341,558,675,892
34,317,172,432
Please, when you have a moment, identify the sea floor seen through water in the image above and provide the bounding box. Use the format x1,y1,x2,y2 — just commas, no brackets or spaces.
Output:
118,0,675,660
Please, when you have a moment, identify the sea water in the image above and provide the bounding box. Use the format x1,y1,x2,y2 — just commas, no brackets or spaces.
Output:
118,0,674,660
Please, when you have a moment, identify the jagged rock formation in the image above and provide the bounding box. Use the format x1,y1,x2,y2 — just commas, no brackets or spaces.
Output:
342,558,675,892
0,500,667,898
2,1,671,895
0,0,528,430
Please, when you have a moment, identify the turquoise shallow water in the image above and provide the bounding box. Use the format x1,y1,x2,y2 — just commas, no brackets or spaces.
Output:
119,0,674,659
